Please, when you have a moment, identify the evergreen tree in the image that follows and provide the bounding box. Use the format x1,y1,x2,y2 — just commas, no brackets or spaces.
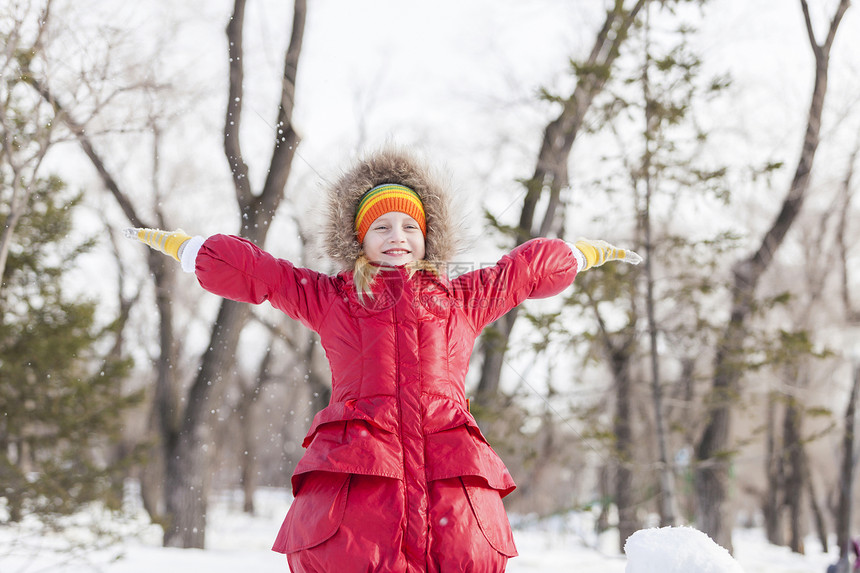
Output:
0,177,141,528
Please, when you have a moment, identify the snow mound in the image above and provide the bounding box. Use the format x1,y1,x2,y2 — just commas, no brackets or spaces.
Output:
624,526,744,573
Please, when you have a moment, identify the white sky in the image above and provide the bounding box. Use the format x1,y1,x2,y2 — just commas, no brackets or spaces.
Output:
43,0,860,241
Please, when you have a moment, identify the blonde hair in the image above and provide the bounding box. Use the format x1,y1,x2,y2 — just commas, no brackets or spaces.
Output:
353,254,441,304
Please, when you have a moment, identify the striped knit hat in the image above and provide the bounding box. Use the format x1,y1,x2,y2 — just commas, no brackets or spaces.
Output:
354,184,426,243
324,148,460,271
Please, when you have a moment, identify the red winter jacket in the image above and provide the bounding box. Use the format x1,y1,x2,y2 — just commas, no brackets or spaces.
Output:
194,234,579,569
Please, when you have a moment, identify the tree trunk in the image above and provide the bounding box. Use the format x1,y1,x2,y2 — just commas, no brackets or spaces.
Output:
694,395,732,550
237,343,275,515
693,0,849,550
640,12,676,524
586,260,640,548
139,444,165,525
163,299,250,547
782,396,805,554
596,465,612,533
695,299,749,551
806,463,828,554
240,439,257,515
763,392,784,546
836,363,860,561
611,340,639,550
163,429,210,548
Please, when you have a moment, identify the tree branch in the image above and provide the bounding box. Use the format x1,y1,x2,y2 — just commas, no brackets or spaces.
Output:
26,76,149,228
522,0,647,242
837,136,859,322
257,0,306,234
799,0,821,60
739,0,849,289
224,0,253,209
823,0,851,53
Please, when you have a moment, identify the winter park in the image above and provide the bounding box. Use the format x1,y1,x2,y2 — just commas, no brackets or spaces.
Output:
3,0,860,571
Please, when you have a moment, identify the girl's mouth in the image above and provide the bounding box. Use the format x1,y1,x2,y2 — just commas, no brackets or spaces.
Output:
384,249,410,256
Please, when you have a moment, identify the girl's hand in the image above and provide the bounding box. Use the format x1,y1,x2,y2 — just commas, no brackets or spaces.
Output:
124,228,191,262
574,238,643,270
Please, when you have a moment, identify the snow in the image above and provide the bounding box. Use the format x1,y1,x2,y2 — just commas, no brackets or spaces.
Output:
0,487,843,573
625,527,743,573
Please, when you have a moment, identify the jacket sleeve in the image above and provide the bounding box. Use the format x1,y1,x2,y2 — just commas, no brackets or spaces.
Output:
194,234,335,332
450,238,579,333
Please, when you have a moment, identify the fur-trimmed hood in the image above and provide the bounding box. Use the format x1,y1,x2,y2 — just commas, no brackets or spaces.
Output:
324,148,460,271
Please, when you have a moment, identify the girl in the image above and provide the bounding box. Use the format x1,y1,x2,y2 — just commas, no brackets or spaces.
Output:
128,148,641,572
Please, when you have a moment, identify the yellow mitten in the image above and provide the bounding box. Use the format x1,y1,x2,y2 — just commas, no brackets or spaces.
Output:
124,228,191,262
574,238,643,270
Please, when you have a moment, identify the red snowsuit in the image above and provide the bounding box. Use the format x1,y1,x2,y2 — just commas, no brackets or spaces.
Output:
194,233,579,572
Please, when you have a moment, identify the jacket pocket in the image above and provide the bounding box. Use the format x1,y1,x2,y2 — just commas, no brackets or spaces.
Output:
272,471,350,554
424,424,516,494
461,476,518,557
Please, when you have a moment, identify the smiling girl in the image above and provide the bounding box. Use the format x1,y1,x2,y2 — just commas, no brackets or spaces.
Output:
127,148,640,572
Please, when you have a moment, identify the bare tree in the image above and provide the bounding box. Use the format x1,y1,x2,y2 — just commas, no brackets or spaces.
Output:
22,0,307,548
694,0,850,551
160,0,306,548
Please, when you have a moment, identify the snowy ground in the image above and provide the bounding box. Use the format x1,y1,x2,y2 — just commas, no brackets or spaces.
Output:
0,487,840,573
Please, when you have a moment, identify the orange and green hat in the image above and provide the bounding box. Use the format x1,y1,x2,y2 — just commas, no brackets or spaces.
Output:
354,184,426,243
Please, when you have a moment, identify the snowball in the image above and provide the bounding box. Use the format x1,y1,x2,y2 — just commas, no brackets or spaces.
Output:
624,526,744,573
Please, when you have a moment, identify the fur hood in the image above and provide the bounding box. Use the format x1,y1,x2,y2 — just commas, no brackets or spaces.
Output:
324,148,460,271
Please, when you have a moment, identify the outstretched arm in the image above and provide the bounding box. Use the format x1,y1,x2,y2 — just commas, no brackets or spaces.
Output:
452,237,642,332
125,228,334,331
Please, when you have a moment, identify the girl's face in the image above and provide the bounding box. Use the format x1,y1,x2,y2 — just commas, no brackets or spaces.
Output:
361,211,426,266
